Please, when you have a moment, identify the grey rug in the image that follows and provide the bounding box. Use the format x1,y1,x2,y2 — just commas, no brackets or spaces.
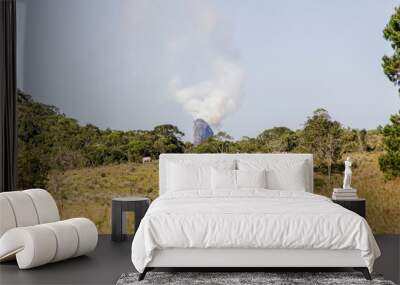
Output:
116,272,396,285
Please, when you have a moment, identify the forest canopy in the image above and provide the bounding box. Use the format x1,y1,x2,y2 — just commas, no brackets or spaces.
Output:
17,91,185,188
17,90,382,190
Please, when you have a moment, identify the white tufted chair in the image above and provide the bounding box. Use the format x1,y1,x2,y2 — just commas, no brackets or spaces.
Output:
0,189,98,269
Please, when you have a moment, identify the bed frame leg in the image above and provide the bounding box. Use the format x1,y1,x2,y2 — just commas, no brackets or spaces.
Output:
138,268,148,281
354,267,371,280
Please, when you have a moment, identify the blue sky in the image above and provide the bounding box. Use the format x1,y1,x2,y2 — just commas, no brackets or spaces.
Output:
17,0,399,140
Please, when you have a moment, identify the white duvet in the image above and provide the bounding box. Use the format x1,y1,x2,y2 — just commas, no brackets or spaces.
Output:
131,190,380,273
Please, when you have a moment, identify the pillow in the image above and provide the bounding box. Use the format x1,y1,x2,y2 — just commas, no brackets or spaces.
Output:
167,160,236,192
238,159,308,191
236,169,267,189
266,161,307,191
167,162,210,191
211,168,236,190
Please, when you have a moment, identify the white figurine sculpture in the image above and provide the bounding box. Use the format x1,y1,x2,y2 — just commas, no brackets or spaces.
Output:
343,157,352,189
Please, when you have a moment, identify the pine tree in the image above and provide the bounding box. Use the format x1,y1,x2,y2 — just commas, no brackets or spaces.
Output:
380,7,400,178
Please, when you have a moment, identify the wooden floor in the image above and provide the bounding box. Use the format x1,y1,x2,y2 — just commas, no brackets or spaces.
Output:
0,235,399,285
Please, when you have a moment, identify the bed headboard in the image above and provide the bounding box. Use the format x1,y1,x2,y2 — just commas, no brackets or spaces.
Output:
159,153,314,195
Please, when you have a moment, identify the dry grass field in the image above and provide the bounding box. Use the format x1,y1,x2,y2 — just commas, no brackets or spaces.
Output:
47,152,399,234
47,162,159,233
314,152,400,234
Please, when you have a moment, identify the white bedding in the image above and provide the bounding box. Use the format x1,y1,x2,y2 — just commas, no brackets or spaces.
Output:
131,190,380,273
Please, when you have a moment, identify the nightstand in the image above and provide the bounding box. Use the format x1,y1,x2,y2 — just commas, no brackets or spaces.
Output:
332,198,366,218
111,197,150,242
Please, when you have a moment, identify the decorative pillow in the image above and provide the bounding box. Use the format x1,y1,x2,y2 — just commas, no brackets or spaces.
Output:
211,168,236,190
238,159,308,191
167,162,210,191
236,169,267,189
167,160,236,191
266,161,307,191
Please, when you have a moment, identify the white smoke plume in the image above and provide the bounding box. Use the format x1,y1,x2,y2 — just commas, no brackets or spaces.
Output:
165,1,244,127
169,58,244,126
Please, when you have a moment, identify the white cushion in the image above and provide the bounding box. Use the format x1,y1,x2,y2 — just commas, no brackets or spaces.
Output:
0,218,97,269
0,226,57,269
0,189,59,237
63,218,98,257
0,196,16,237
238,159,307,191
167,160,235,191
42,221,79,262
0,191,39,227
167,162,210,191
211,168,236,190
236,169,267,189
24,189,59,223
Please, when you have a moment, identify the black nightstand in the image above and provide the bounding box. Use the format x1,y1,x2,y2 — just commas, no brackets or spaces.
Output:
332,198,366,218
111,197,150,242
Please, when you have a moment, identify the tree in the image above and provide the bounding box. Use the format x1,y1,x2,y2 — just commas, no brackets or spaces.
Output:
382,6,400,94
380,6,400,178
153,124,184,139
128,140,153,161
341,128,360,153
302,109,343,182
152,124,185,156
379,113,400,178
214,131,234,153
234,136,260,153
358,129,368,151
191,137,220,153
257,127,298,153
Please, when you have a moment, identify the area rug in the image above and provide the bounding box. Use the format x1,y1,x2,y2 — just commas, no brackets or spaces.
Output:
116,272,396,285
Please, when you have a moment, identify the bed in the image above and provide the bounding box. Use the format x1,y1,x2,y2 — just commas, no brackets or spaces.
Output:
131,153,380,280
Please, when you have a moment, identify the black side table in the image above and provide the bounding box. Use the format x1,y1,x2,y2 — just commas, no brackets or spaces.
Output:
332,198,366,218
112,197,150,242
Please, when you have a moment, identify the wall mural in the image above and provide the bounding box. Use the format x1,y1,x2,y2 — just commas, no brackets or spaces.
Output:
16,1,400,234
16,91,400,234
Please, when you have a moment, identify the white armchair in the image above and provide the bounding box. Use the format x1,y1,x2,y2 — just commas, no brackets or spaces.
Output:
0,189,98,269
